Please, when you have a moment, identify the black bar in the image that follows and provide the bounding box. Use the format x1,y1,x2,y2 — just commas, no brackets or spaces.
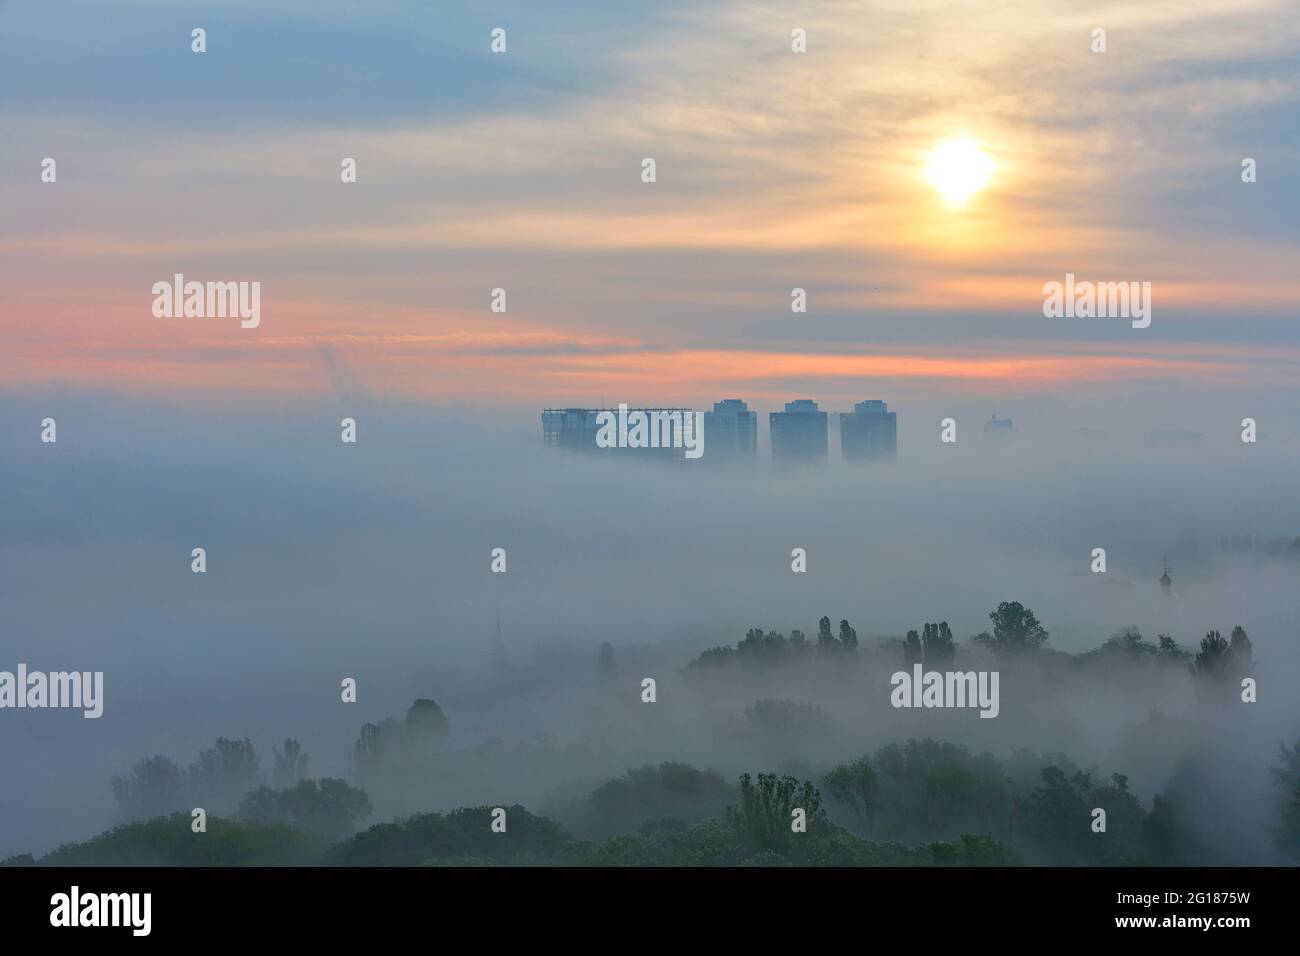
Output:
0,866,1284,942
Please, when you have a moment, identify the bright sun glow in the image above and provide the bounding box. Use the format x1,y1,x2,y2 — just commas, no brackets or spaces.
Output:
923,138,996,207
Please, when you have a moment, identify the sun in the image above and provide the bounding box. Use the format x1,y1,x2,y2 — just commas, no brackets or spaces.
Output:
923,138,996,207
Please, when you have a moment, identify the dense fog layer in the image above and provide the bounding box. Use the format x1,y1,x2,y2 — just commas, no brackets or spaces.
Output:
1,388,1297,862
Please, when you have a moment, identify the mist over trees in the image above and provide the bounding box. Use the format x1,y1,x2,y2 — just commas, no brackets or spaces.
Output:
3,598,1288,868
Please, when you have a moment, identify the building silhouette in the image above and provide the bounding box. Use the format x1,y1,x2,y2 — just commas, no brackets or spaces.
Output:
703,399,758,463
839,400,897,461
1159,558,1172,592
541,407,696,462
770,400,828,466
542,408,603,451
984,414,1014,443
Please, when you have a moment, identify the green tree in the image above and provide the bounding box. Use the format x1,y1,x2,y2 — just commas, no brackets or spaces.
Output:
353,718,401,778
353,699,450,781
1103,626,1153,655
1157,634,1189,659
189,737,260,812
903,629,923,667
725,772,826,854
1268,739,1300,861
1024,766,1148,864
1192,630,1232,689
332,805,577,866
110,756,187,822
403,699,449,751
988,601,1049,653
822,758,879,835
1023,765,1091,863
1228,625,1253,682
272,738,310,790
922,622,956,667
584,762,734,837
1143,792,1198,865
238,778,372,840
743,699,836,743
40,813,322,867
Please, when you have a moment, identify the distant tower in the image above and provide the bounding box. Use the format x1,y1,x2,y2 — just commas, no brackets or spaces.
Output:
1159,558,1172,592
984,413,1014,444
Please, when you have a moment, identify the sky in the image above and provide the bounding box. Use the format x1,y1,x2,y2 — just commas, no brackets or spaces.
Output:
1,0,1297,410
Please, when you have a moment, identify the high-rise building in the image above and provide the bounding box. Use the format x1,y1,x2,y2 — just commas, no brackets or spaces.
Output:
839,400,897,461
770,400,828,466
542,407,605,451
541,407,698,462
984,414,1014,443
703,399,758,463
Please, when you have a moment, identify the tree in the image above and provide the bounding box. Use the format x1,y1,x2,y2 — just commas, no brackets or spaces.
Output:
353,719,400,778
822,758,879,835
238,778,372,840
403,699,449,750
870,739,1013,842
111,756,187,822
988,601,1048,653
586,763,734,837
272,738,310,790
922,622,956,667
1024,766,1147,864
1228,626,1253,681
1144,792,1197,865
1269,739,1300,861
188,738,260,813
1157,634,1188,659
1103,626,1153,655
331,805,577,867
1192,630,1231,682
598,641,616,677
1023,766,1091,863
903,630,923,667
743,699,836,742
725,773,826,853
353,700,449,782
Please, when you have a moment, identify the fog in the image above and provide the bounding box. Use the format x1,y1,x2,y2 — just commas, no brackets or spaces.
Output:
2,385,1297,862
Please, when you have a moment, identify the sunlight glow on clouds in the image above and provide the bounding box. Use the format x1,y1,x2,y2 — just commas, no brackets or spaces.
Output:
1,0,1297,402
